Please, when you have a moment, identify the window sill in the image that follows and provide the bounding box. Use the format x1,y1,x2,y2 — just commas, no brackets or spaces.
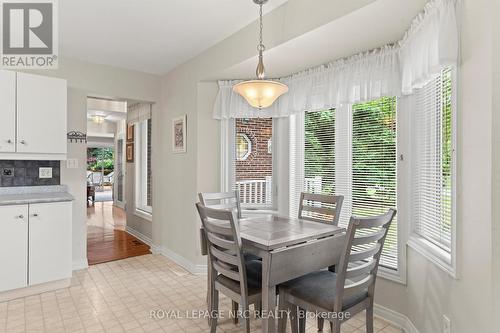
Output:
378,267,406,285
134,209,152,222
407,235,456,279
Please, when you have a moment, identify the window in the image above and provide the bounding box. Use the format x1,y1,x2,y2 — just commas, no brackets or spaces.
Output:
233,118,274,209
351,97,398,270
236,134,252,160
410,67,455,273
135,118,152,216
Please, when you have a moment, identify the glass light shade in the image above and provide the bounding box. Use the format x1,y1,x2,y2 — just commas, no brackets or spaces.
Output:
233,80,288,109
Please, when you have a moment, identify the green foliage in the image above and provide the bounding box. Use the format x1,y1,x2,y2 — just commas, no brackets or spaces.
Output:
87,148,114,173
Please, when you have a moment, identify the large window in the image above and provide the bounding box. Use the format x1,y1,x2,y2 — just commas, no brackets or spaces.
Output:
135,118,152,215
410,67,455,272
233,118,274,209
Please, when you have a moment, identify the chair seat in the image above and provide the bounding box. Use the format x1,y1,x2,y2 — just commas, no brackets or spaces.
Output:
280,270,368,311
216,260,262,296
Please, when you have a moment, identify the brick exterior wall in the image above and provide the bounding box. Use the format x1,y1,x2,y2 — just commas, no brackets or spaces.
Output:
235,118,272,181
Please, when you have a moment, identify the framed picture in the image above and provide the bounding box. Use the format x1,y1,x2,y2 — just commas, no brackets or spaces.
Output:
172,115,187,153
126,143,134,162
127,124,134,142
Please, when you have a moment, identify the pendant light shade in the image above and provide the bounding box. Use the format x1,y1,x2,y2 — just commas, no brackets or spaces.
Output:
233,0,288,109
233,80,288,109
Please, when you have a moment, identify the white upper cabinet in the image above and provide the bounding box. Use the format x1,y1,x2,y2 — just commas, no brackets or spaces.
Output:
0,70,16,153
17,73,67,156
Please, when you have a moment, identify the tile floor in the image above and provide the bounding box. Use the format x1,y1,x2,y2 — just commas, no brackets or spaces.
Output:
0,255,402,333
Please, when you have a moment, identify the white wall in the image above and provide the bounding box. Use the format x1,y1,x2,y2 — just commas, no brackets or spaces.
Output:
24,57,161,268
157,0,495,332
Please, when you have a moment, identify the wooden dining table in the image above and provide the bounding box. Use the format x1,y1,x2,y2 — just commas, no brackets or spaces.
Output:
200,214,345,333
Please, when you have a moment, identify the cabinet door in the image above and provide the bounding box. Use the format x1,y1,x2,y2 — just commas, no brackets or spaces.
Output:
29,202,72,286
0,205,28,292
0,70,16,153
17,73,67,154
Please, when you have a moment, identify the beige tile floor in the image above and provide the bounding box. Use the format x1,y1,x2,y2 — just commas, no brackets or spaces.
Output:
0,255,402,333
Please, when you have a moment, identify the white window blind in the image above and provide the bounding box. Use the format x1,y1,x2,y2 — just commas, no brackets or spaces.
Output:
412,67,453,254
232,118,274,209
351,97,398,270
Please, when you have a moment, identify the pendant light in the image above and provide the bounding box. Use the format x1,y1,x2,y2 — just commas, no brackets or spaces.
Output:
233,0,288,109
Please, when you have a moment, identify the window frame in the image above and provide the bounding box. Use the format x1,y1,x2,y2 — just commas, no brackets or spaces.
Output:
221,118,278,212
134,119,153,219
407,66,458,278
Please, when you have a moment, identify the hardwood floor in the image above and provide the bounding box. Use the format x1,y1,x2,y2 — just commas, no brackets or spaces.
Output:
87,202,150,265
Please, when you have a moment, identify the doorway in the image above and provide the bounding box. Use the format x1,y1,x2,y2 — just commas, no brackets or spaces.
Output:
86,97,150,265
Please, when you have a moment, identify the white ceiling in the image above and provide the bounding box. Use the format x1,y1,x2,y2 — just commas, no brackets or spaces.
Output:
60,0,288,75
215,0,427,79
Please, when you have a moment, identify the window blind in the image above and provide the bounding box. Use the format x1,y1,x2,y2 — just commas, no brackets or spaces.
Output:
412,67,453,253
232,118,274,208
351,97,398,269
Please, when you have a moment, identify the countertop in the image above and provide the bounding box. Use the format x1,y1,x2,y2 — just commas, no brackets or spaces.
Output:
0,186,74,206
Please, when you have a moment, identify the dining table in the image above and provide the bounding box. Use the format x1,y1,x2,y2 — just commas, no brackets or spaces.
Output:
200,213,345,333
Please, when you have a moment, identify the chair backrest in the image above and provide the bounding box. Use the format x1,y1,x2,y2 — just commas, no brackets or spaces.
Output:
334,209,397,312
298,192,344,226
195,203,249,297
198,191,242,219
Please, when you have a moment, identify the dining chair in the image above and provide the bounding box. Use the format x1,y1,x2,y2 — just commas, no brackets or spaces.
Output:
196,203,263,333
278,209,397,333
298,192,344,226
199,191,243,219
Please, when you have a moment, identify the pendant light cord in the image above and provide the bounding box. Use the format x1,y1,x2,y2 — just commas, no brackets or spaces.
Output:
256,3,266,79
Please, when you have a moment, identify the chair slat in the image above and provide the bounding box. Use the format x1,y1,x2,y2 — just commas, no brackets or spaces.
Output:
343,275,374,298
348,243,381,262
353,209,396,229
301,193,340,204
204,221,233,236
301,205,336,216
205,203,237,211
351,230,386,246
213,261,240,281
200,192,237,201
210,245,239,266
207,233,237,252
345,259,377,279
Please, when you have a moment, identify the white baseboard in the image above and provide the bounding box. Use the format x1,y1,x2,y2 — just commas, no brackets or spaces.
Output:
160,246,207,275
125,226,152,245
374,304,419,333
72,258,88,271
0,278,71,302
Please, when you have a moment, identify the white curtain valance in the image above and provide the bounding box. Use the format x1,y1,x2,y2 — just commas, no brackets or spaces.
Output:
128,103,152,123
213,0,458,119
399,0,458,95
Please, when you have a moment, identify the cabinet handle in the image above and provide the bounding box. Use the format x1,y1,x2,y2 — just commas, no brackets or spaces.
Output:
17,215,24,219
6,139,12,144
20,140,26,144
31,213,38,217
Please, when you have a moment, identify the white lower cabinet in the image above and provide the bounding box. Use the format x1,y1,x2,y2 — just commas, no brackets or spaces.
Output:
29,202,72,286
0,205,28,292
0,201,72,293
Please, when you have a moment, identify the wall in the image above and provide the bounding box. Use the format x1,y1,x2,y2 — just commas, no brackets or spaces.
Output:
25,57,161,269
159,1,495,332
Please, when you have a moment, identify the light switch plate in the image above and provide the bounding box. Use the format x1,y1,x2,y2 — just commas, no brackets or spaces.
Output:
39,167,53,179
66,159,79,169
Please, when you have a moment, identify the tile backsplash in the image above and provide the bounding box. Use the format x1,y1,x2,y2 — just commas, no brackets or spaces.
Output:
0,160,60,187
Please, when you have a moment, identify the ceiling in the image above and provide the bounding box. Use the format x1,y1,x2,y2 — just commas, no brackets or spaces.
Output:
60,0,288,75
87,98,127,123
214,0,427,79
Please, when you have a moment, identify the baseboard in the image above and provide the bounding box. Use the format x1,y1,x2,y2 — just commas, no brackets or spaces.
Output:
160,246,207,275
72,258,88,271
125,226,152,246
374,304,419,333
0,278,71,302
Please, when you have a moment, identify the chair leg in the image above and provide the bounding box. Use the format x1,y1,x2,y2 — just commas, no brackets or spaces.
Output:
232,301,239,325
317,317,324,331
366,305,374,333
277,293,286,333
290,305,299,333
255,301,262,317
331,319,341,333
210,289,219,333
298,308,306,333
241,304,250,333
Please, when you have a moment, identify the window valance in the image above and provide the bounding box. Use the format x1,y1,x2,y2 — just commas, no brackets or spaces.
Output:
213,0,458,119
128,103,152,123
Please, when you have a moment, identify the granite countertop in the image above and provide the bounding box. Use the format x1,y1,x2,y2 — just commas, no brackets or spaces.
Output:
0,185,74,206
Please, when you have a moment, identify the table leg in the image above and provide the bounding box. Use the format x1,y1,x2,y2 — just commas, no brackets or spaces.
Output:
207,255,212,327
261,253,276,333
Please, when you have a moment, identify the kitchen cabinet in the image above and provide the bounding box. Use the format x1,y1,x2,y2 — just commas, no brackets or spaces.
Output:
0,205,28,292
0,201,72,294
0,70,16,153
0,70,67,160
